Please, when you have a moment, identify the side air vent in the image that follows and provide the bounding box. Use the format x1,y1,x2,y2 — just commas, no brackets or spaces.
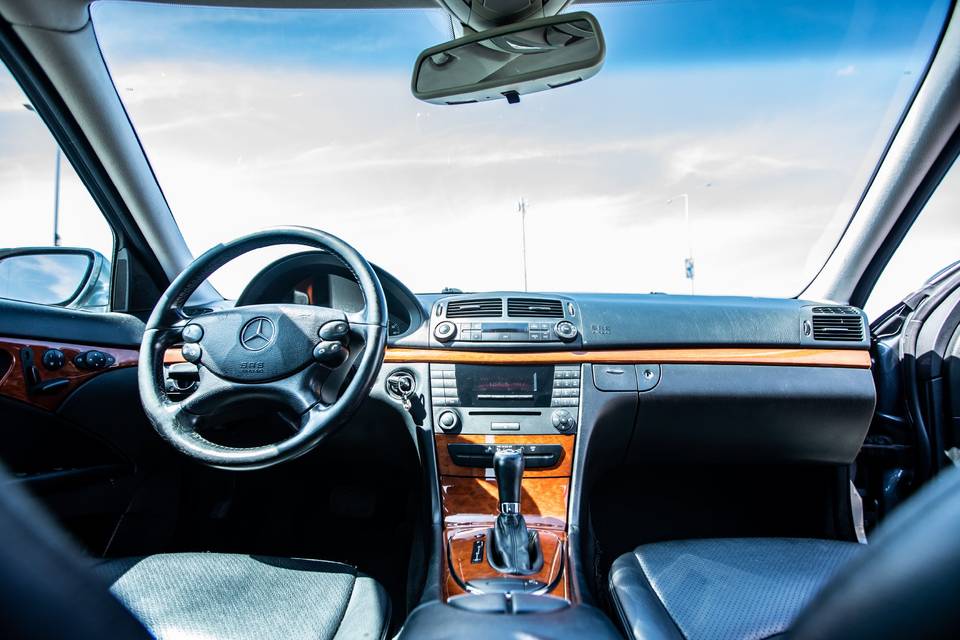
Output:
812,314,864,342
507,297,564,318
446,298,503,318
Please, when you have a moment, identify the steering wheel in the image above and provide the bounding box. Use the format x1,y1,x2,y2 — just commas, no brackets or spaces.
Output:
138,227,387,470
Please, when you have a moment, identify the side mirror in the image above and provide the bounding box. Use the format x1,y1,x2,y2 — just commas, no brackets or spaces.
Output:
0,247,111,311
412,11,605,105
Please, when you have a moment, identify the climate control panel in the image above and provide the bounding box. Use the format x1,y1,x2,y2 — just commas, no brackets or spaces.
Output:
434,320,577,344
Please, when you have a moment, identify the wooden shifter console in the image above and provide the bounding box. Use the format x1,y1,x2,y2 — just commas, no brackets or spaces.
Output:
436,433,575,600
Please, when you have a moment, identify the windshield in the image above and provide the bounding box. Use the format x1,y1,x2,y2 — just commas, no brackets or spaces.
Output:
92,0,950,297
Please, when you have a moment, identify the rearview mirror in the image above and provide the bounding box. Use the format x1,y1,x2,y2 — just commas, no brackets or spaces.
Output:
412,11,605,105
0,247,111,311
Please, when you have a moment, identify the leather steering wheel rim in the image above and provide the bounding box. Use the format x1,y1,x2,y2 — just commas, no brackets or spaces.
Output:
138,226,388,470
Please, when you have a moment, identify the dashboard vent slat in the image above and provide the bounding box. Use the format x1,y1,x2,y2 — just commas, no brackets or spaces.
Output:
446,298,503,318
507,297,564,318
812,314,864,342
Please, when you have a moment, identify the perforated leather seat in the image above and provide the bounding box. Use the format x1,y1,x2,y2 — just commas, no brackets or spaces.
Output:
608,538,863,640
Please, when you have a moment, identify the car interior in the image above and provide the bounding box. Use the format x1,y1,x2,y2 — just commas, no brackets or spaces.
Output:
1,0,959,639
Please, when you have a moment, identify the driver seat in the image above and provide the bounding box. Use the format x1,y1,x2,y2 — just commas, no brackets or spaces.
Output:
93,554,390,640
0,463,390,640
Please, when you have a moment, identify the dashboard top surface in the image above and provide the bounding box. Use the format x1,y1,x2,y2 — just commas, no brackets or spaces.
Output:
235,252,870,351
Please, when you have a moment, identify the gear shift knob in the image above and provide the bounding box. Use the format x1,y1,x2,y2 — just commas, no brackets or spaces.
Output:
493,448,524,514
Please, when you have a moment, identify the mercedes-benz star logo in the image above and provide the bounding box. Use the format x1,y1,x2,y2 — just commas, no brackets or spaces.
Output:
239,317,276,351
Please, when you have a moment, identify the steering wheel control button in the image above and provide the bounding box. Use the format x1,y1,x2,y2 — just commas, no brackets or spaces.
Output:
181,324,203,343
554,320,578,342
239,316,276,351
551,409,576,433
437,409,461,432
434,321,457,342
180,343,202,363
318,320,350,341
41,349,66,371
313,341,346,366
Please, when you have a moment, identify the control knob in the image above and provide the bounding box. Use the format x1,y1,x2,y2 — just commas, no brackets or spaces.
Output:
41,349,66,371
437,409,461,432
73,350,114,370
555,320,578,342
434,321,457,342
551,409,576,433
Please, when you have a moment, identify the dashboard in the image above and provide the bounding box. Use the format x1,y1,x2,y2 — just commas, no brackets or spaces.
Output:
207,250,878,467
235,251,422,337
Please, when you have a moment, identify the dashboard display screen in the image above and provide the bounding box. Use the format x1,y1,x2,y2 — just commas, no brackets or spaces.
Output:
455,365,554,407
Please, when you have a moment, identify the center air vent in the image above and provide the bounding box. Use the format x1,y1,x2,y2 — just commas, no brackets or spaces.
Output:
811,313,864,342
507,297,564,318
446,298,502,318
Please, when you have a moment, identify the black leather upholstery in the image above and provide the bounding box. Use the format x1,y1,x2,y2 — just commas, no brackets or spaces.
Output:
609,538,863,640
790,466,960,639
610,466,960,640
399,598,623,639
94,553,390,640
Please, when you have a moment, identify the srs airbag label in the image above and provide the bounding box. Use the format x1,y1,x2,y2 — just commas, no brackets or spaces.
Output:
590,324,611,335
239,362,265,373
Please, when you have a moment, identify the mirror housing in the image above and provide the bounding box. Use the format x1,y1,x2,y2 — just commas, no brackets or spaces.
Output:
412,11,605,105
0,247,111,311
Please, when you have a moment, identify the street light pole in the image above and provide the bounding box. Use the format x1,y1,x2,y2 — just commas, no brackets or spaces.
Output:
24,102,62,247
52,147,61,246
518,198,528,292
667,193,695,294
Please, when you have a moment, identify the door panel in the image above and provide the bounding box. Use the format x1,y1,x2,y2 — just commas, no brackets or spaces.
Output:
0,299,178,555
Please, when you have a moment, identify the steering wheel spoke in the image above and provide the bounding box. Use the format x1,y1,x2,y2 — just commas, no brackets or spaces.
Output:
139,227,388,470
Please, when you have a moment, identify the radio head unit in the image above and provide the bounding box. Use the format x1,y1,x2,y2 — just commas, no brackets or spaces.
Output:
431,363,580,435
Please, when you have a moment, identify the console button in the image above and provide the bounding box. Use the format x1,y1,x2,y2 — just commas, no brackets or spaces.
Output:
437,409,461,432
180,344,202,364
551,409,577,432
41,349,65,371
636,365,662,392
181,323,203,343
593,365,638,391
318,320,349,341
434,321,457,342
74,350,110,370
555,321,578,341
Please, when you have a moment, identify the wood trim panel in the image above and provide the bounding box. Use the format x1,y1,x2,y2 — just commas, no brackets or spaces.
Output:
0,338,138,411
440,476,569,530
444,527,567,600
385,346,870,368
435,434,575,478
164,348,186,365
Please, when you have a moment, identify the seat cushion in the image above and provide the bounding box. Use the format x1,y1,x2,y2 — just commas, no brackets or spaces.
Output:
609,538,864,640
92,553,390,640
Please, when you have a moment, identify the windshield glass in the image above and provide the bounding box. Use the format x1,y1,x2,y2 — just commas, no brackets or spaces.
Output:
92,0,950,297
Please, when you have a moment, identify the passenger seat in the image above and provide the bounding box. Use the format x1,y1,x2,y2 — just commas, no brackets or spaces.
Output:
608,538,862,639
607,465,960,639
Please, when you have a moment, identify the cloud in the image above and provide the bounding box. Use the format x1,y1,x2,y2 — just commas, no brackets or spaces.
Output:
6,35,954,301
837,65,857,76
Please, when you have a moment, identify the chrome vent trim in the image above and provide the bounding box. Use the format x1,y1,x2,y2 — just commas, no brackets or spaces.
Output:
812,314,865,342
445,298,503,318
507,297,564,318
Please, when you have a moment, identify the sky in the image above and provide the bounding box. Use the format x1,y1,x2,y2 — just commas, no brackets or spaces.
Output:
2,0,957,318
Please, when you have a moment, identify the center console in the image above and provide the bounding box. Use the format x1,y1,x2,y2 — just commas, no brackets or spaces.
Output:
429,358,581,600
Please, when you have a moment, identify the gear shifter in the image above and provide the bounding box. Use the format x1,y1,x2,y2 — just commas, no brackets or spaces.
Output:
495,447,524,515
489,448,542,574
